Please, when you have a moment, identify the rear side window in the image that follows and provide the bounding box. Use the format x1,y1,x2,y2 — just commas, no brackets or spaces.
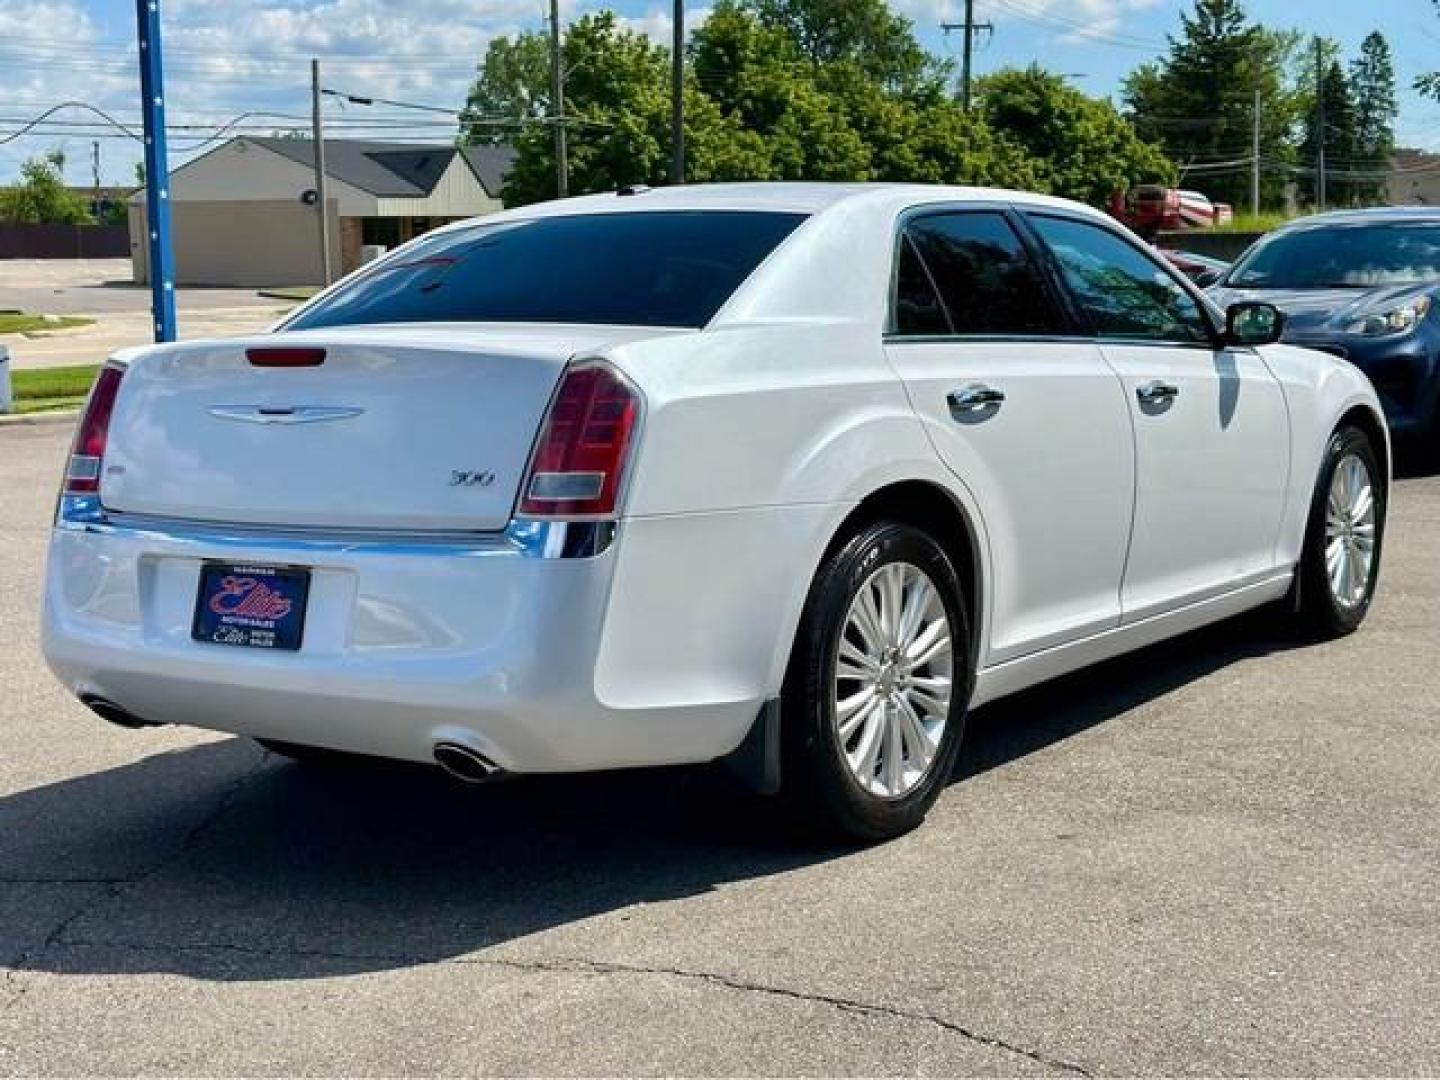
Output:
897,212,1068,336
1027,214,1212,344
894,236,951,335
286,210,808,331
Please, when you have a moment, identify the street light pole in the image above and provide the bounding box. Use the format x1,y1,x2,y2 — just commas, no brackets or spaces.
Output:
135,0,176,343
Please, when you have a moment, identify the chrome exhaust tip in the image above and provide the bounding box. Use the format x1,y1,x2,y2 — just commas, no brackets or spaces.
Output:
80,694,160,730
433,742,502,784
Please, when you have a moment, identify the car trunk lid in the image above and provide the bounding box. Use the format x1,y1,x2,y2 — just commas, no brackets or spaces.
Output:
101,325,672,533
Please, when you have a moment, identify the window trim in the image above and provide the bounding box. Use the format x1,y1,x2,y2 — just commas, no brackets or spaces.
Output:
1017,209,1224,349
885,203,1084,342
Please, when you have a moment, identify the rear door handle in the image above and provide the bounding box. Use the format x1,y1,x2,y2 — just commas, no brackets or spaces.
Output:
948,385,1006,419
1136,381,1180,407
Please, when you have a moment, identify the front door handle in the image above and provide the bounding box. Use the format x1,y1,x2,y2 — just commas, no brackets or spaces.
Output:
948,384,1006,419
1136,381,1180,407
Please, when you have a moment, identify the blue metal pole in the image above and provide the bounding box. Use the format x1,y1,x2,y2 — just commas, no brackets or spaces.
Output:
136,0,176,343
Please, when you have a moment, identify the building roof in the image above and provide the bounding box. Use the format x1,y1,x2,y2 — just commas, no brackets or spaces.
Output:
246,137,514,199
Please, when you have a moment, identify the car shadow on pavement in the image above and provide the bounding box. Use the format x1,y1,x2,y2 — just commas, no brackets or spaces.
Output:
1,610,1306,985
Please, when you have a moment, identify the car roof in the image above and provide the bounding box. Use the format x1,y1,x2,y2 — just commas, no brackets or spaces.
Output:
451,182,1111,225
1277,206,1440,231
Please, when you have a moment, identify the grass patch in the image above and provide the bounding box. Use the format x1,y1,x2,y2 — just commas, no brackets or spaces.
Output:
0,313,95,334
12,394,88,414
10,363,100,414
1213,211,1303,234
258,286,321,302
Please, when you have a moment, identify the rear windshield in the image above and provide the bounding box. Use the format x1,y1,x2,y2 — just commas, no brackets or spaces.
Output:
285,210,808,331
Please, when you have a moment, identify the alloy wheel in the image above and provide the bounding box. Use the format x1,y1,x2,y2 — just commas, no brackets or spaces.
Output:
1324,452,1378,610
833,561,954,799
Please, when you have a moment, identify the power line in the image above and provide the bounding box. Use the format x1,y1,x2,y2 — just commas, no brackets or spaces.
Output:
987,0,1166,53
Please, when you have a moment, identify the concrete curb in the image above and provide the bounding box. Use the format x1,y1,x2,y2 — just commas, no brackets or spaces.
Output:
0,409,80,427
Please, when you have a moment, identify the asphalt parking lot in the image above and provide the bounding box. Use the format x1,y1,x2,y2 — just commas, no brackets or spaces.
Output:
0,260,278,317
1,421,1437,1076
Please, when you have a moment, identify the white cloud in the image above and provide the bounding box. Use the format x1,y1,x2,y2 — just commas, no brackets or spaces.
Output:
0,0,1160,183
0,0,556,182
611,3,714,44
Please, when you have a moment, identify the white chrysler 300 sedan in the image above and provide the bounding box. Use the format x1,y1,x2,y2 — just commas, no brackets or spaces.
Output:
43,184,1388,840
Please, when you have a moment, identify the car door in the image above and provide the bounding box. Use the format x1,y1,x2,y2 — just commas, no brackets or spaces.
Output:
883,208,1136,666
1023,212,1290,622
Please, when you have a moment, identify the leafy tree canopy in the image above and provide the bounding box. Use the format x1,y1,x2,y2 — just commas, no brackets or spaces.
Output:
0,151,94,225
979,66,1175,205
1123,0,1301,208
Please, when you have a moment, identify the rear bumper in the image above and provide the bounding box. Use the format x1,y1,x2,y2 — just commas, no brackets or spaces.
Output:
42,502,789,773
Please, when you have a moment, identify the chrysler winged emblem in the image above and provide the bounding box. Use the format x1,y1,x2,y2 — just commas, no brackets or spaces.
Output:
208,406,365,425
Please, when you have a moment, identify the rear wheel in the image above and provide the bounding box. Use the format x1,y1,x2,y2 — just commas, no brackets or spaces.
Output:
1296,426,1385,638
781,521,972,842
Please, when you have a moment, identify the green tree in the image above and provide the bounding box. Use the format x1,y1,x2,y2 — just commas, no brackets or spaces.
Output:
1123,0,1301,208
1349,31,1397,205
460,33,553,146
747,0,947,94
0,151,93,225
980,66,1175,205
501,12,776,204
1298,43,1360,206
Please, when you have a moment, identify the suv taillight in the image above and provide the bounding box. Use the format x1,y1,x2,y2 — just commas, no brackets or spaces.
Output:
64,364,125,496
519,361,640,520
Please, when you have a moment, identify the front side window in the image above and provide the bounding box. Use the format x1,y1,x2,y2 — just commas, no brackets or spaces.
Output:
899,212,1068,336
1027,215,1212,344
286,210,809,331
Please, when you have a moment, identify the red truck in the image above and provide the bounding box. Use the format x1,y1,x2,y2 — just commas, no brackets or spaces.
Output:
1110,186,1234,238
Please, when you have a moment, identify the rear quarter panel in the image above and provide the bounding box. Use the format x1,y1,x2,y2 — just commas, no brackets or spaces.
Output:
591,322,984,721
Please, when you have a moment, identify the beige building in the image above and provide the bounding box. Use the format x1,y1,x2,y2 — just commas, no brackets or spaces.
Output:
129,137,513,287
1386,149,1440,207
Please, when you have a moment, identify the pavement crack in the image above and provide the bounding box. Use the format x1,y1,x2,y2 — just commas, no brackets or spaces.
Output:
484,955,1096,1077
0,749,271,1013
41,935,1092,1076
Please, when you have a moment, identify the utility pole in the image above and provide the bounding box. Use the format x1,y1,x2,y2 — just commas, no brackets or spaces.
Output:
1251,87,1261,217
1314,38,1327,211
550,0,568,199
670,0,684,184
942,1,992,112
310,59,332,286
135,0,176,343
91,140,101,217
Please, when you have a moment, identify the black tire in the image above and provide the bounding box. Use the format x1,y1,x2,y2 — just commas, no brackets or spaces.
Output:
1295,425,1385,639
780,521,973,843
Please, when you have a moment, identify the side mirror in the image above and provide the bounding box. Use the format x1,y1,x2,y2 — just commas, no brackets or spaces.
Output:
1193,268,1224,289
1226,302,1285,346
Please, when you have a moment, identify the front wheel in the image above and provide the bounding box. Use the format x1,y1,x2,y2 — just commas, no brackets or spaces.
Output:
781,521,973,842
1296,426,1385,638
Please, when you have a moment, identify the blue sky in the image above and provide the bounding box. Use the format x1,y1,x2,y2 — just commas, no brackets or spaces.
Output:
1,0,1437,186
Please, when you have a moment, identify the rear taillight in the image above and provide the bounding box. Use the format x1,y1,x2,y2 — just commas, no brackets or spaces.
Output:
519,361,640,520
63,364,125,496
